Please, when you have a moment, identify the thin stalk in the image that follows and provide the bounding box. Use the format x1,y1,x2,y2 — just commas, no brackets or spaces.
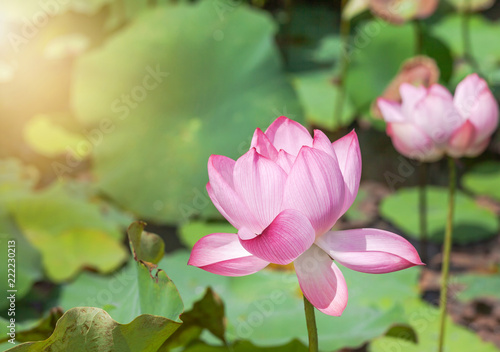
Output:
333,0,350,125
461,0,481,73
437,157,456,352
413,19,424,55
418,163,428,264
303,295,319,352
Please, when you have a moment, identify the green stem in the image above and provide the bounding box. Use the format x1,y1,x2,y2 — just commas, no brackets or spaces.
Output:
303,295,319,352
437,157,456,352
333,0,350,125
418,163,428,264
461,0,481,73
413,20,424,55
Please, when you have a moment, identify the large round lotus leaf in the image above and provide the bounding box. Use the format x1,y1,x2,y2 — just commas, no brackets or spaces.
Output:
59,224,183,326
454,274,500,302
369,299,500,352
179,221,236,249
72,1,303,224
7,182,128,282
160,251,419,351
8,307,181,352
463,161,500,201
380,186,499,244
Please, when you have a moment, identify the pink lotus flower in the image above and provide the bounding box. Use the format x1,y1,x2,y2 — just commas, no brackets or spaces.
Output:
188,116,423,316
377,74,499,161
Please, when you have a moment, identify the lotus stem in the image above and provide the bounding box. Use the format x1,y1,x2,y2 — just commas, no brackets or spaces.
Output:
461,0,481,73
419,163,428,263
437,157,456,352
414,19,424,55
303,295,319,352
333,0,350,125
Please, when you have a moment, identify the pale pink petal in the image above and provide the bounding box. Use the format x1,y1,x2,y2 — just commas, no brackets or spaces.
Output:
283,146,345,236
264,116,313,155
428,84,454,100
315,228,424,274
454,74,499,142
387,122,444,162
294,245,348,316
447,120,476,158
239,209,315,265
399,83,427,114
208,155,259,231
250,128,279,160
237,227,258,240
208,154,235,187
377,98,406,123
465,137,490,157
412,86,458,144
188,233,269,276
331,130,362,216
206,183,231,224
233,149,287,232
275,149,295,174
416,0,439,19
312,129,337,159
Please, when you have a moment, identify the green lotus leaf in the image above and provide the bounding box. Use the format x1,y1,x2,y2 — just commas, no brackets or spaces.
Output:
463,161,500,201
72,0,304,224
380,186,499,244
160,251,419,351
7,307,181,352
369,299,499,352
292,70,355,130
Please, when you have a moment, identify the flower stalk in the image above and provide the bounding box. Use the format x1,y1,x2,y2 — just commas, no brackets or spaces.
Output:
437,157,456,352
414,19,424,55
461,0,481,74
418,163,428,264
303,295,319,352
333,0,350,124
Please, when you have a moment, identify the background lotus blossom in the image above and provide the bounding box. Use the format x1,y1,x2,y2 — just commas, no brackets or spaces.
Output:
343,0,439,24
377,74,499,161
371,56,440,119
188,116,423,316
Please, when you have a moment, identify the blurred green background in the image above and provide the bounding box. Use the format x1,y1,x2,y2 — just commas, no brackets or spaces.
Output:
1,0,500,351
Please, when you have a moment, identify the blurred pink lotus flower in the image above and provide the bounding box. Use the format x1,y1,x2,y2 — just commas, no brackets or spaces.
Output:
377,74,499,161
188,116,423,316
370,0,439,24
344,0,439,24
371,56,440,119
